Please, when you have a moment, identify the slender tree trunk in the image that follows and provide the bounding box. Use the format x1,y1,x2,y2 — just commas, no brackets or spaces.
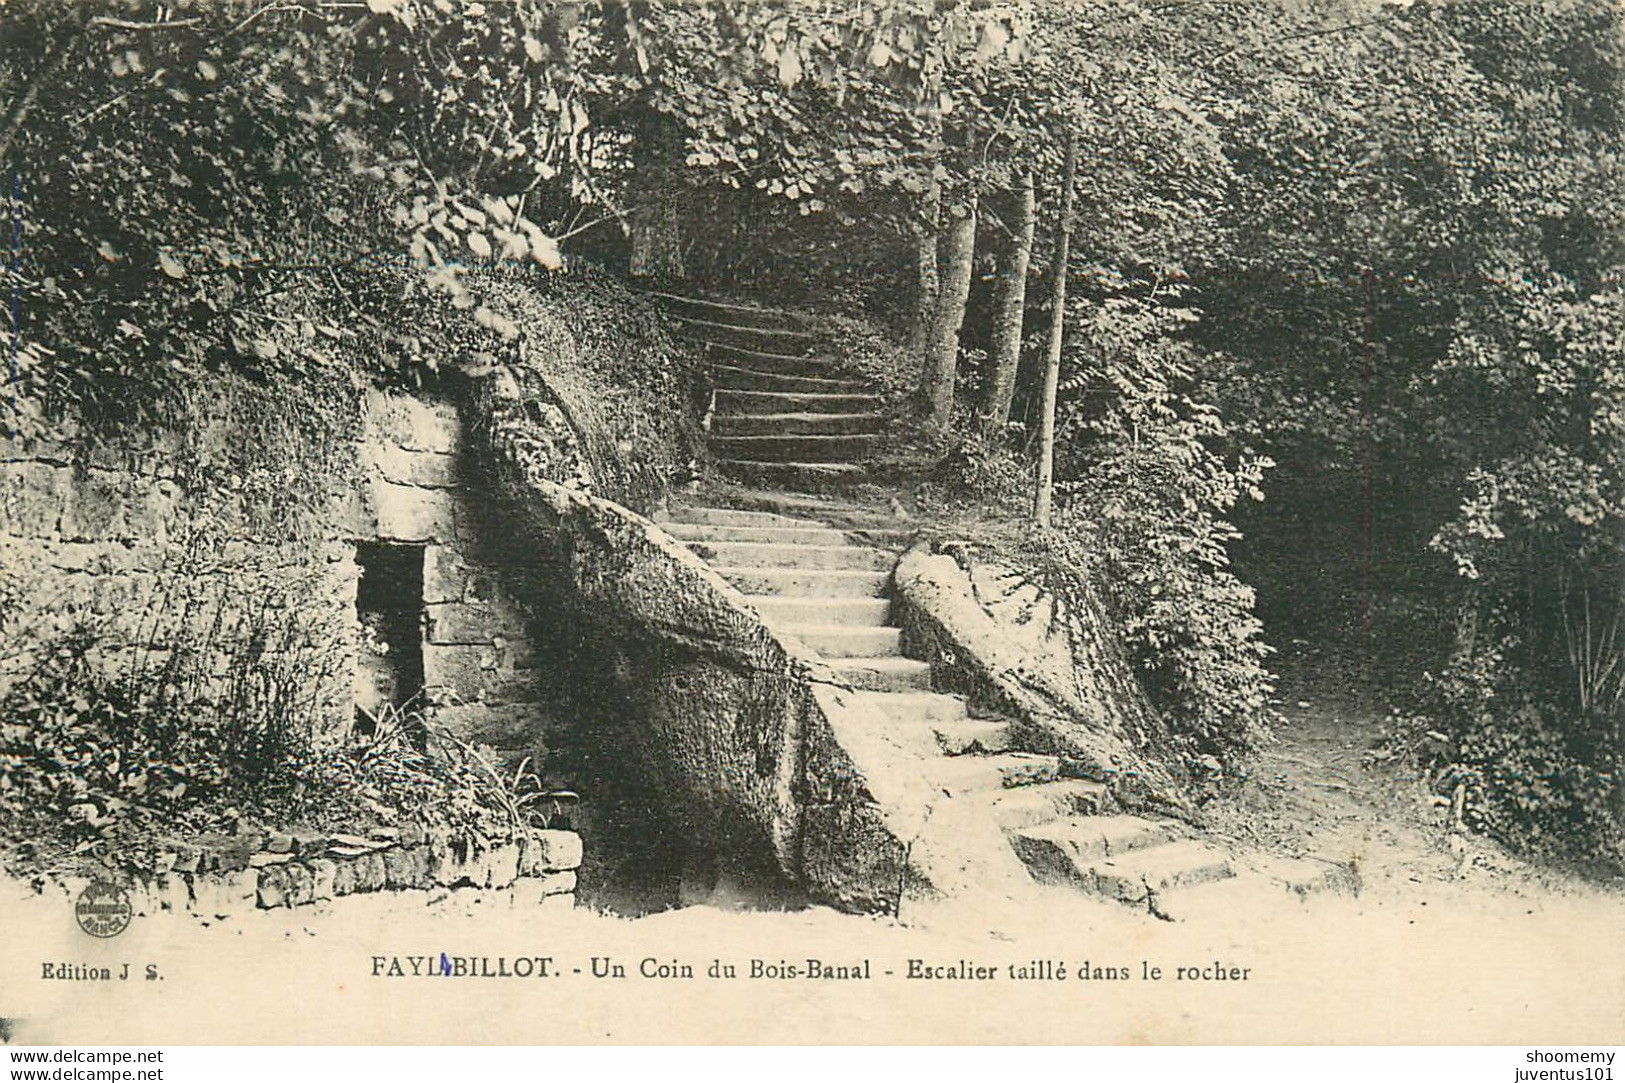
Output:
983,173,1036,435
1034,131,1077,527
628,117,685,280
921,191,977,431
910,177,942,361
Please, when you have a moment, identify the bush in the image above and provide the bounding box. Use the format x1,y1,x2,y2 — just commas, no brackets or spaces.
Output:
1052,288,1278,758
0,547,564,879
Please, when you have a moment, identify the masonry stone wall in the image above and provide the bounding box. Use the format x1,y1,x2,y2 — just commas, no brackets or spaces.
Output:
0,382,556,765
354,389,557,766
0,380,362,737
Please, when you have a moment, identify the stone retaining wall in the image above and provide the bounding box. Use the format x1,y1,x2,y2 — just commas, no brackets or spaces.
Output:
892,544,1191,816
59,826,582,921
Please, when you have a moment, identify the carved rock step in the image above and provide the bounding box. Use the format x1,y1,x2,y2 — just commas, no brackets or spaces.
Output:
712,567,890,598
984,780,1113,830
784,624,902,658
711,434,883,464
845,690,968,722
749,596,892,626
691,540,893,571
825,656,933,692
706,342,842,374
928,717,1015,755
710,365,867,395
1015,814,1184,862
658,505,824,529
672,314,819,353
715,460,869,490
652,292,806,332
1150,855,1360,921
663,522,854,546
1013,828,1233,905
928,752,1064,794
712,411,885,438
714,389,882,415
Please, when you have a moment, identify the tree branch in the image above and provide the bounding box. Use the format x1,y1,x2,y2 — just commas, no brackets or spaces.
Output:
88,16,203,31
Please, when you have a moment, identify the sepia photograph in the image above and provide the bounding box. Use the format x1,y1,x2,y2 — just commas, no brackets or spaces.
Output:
0,0,1622,1056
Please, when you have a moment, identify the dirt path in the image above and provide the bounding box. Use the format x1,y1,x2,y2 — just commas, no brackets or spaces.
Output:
1203,681,1622,908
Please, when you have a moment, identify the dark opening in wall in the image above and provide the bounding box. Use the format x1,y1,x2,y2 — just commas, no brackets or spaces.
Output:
354,542,426,736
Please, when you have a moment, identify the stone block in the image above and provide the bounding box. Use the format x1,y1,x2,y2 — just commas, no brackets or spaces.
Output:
425,601,504,645
256,865,291,908
432,702,551,749
331,859,358,897
369,480,456,543
486,843,520,889
507,871,576,906
532,830,583,872
353,852,387,892
422,643,509,701
383,845,431,889
306,859,338,902
190,870,259,918
1,461,71,537
59,469,131,542
370,443,458,488
154,874,191,912
422,545,468,604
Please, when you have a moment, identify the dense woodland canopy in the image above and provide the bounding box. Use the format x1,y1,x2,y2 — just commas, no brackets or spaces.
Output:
3,0,1622,864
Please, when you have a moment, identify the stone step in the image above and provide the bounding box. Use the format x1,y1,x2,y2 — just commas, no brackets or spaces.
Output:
846,690,968,722
659,506,826,529
688,540,894,571
711,434,881,464
1013,831,1232,905
1153,856,1359,922
930,752,1064,793
748,596,892,626
666,522,852,546
782,624,902,658
929,717,1015,755
985,780,1113,831
825,656,933,692
653,292,805,333
673,315,820,354
713,567,891,598
1014,814,1184,862
715,390,882,415
716,460,868,489
706,342,842,374
711,365,867,395
711,411,885,437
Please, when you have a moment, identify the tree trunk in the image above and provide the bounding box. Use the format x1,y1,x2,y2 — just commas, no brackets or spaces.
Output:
921,191,977,431
983,173,1036,435
909,177,942,361
628,196,684,279
1034,131,1077,528
628,117,686,280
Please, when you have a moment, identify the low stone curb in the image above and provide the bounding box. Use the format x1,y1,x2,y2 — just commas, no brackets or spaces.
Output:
56,827,583,920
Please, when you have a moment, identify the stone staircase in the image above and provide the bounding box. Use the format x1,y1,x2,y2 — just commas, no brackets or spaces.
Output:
654,291,886,488
650,290,1356,918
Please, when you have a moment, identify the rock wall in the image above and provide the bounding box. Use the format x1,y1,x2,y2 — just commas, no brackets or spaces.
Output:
467,364,938,914
0,380,553,766
893,544,1191,816
468,367,814,888
0,378,362,738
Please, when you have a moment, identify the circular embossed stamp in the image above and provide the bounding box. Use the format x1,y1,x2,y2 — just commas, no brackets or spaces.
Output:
75,881,132,939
